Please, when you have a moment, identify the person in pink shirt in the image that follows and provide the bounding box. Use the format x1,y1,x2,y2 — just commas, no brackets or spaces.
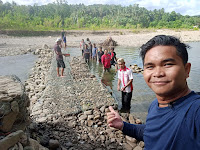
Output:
101,49,111,72
117,58,133,112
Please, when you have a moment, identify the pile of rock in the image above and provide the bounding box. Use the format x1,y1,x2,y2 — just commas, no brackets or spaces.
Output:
0,75,47,150
130,64,143,74
29,105,144,150
99,37,118,50
70,57,93,80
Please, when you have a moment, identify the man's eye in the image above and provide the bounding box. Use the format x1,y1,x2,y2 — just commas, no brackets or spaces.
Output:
164,63,174,66
145,66,153,69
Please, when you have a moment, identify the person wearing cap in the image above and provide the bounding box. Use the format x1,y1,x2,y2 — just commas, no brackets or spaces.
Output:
54,38,66,77
107,35,200,150
117,58,133,112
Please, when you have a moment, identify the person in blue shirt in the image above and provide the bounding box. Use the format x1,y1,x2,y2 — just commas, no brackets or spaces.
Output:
107,35,200,150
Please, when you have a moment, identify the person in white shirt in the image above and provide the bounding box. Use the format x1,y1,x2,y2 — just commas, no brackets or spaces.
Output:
117,58,133,112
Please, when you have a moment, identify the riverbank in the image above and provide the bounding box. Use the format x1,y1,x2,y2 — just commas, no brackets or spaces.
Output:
0,29,200,56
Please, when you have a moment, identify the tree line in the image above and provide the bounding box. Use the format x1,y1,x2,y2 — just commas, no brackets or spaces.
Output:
0,0,200,31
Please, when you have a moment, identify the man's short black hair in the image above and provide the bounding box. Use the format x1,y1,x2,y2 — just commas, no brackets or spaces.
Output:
140,35,190,65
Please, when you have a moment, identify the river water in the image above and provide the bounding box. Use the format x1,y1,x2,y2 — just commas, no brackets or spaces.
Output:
0,54,37,82
0,42,199,121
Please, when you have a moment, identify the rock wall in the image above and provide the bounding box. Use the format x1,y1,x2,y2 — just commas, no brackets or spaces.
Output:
0,75,29,132
0,75,47,149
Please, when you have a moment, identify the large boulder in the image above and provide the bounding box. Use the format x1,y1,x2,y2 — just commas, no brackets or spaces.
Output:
0,75,30,132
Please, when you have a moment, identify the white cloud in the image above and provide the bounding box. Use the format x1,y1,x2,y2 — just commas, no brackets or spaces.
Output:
1,0,200,16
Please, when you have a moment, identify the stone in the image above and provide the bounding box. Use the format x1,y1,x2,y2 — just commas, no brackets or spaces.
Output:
87,120,94,127
84,110,93,115
126,136,137,143
19,133,29,146
94,114,101,120
87,115,94,120
129,114,135,124
0,130,24,150
65,141,73,148
0,111,18,132
100,105,106,113
138,141,145,148
100,135,106,142
23,146,34,150
79,115,87,121
29,138,48,150
126,140,137,149
123,143,133,150
133,146,143,150
0,102,11,116
36,117,47,122
135,119,142,124
11,101,19,113
49,139,60,149
18,142,24,150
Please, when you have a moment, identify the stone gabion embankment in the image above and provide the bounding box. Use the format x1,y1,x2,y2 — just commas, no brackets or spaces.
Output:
25,44,53,108
25,45,145,149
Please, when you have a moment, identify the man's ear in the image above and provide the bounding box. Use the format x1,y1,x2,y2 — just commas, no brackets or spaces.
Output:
185,63,191,78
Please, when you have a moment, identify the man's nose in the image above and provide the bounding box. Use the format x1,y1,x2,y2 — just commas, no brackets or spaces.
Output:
153,67,165,77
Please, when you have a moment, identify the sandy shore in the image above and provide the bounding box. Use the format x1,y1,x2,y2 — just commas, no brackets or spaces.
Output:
0,29,200,56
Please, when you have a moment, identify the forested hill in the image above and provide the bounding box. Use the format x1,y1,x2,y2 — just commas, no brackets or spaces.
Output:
0,0,200,31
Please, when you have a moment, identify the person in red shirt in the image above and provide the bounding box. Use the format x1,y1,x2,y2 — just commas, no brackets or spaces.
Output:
101,49,111,72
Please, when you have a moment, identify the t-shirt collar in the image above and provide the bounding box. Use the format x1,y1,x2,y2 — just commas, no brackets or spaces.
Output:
119,66,127,71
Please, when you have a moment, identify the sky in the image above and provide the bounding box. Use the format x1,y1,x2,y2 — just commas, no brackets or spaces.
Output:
1,0,200,16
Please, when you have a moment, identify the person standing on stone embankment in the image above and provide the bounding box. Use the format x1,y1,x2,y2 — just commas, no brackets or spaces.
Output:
54,38,66,77
83,44,90,64
101,49,111,72
107,35,200,150
117,58,133,112
98,46,104,64
88,41,93,59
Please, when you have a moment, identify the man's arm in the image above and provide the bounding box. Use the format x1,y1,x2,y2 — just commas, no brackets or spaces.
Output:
118,79,121,91
122,122,145,141
101,55,104,64
121,79,133,91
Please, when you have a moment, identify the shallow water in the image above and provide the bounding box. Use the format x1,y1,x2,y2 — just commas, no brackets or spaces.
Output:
0,54,37,82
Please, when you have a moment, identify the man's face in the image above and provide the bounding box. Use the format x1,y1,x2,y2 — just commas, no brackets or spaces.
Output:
143,46,191,97
57,41,61,45
118,62,125,70
104,50,108,54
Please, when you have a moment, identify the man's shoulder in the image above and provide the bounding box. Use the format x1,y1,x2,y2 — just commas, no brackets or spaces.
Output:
126,68,133,73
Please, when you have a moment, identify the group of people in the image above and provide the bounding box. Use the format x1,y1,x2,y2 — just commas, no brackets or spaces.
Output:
80,38,117,72
54,33,200,149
